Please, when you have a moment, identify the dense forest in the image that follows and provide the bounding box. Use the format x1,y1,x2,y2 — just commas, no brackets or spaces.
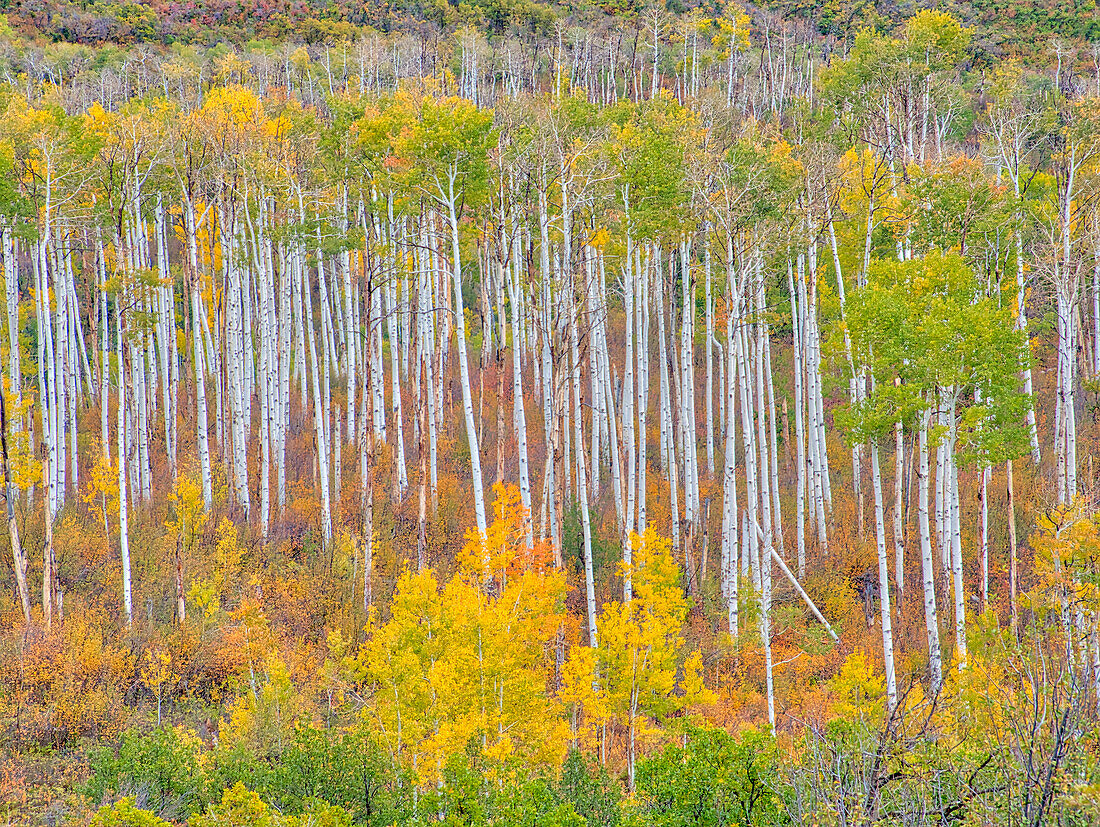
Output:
2,5,1100,826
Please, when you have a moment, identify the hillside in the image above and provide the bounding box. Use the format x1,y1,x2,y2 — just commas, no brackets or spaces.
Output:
2,9,1100,827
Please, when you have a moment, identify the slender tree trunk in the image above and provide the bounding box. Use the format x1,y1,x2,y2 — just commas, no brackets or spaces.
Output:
872,439,898,709
447,185,488,540
893,418,905,596
0,387,30,625
918,406,942,690
117,300,133,627
1008,459,1018,634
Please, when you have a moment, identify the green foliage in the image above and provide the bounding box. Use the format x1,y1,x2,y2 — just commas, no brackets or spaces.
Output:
87,726,212,821
840,251,1031,465
609,94,698,242
557,749,622,827
426,756,584,827
216,724,401,826
632,726,787,827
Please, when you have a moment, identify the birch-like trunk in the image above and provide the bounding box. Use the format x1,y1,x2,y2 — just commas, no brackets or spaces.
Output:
917,405,942,689
446,178,488,540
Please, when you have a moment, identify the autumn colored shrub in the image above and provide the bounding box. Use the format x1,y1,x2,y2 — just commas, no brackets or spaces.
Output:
0,615,133,749
188,783,277,827
90,797,173,827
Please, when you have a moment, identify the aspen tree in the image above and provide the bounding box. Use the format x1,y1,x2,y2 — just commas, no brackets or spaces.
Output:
117,297,133,627
505,216,533,548
405,95,494,541
789,260,807,578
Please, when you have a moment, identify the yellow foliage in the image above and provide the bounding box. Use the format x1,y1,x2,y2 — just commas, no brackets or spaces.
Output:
827,650,885,724
362,485,568,787
169,473,208,542
563,529,710,762
188,517,242,621
82,450,119,518
140,647,178,698
2,394,41,492
221,654,301,753
559,644,606,750
201,84,263,128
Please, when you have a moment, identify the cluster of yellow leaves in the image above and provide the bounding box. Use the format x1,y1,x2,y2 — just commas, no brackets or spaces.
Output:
222,654,302,753
349,484,568,787
187,517,243,622
140,647,179,699
562,529,714,753
707,5,751,57
82,450,119,519
1032,504,1100,605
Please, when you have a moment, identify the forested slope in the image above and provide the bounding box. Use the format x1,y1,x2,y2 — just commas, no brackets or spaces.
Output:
1,0,1098,53
1,9,1100,827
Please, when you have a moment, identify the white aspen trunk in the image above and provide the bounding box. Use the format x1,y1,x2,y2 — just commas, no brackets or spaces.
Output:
704,228,715,475
935,410,948,566
656,263,680,554
36,238,57,521
1093,234,1100,379
752,279,775,586
636,244,649,535
155,196,176,475
828,199,864,539
621,230,637,597
946,389,967,670
721,309,739,637
371,266,386,445
762,298,784,559
981,463,990,612
305,240,333,544
760,496,775,729
735,288,760,592
192,284,213,509
446,180,488,540
799,257,825,550
225,210,251,519
362,269,375,613
506,228,533,547
806,247,832,543
790,262,806,578
871,438,898,710
0,382,29,625
586,253,601,500
418,215,439,502
1015,226,1041,463
387,268,408,496
96,236,109,463
918,405,942,689
538,193,558,553
2,227,19,410
117,300,133,627
277,237,292,514
893,419,905,596
570,272,598,649
680,240,700,534
1060,153,1078,501
133,309,151,504
598,270,626,575
343,191,358,443
201,286,224,453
